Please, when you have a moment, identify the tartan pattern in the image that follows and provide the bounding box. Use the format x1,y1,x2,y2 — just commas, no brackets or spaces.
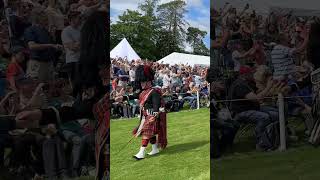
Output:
92,93,109,180
158,112,167,149
136,87,167,149
141,115,158,138
139,88,154,107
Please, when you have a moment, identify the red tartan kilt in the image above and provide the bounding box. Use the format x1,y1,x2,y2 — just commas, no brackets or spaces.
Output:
141,116,159,138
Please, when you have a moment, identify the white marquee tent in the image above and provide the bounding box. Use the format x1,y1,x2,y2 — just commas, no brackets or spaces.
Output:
157,52,210,67
110,38,141,61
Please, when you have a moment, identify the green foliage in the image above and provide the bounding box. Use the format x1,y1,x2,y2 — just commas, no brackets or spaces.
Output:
187,27,210,55
110,9,158,60
110,0,208,60
157,0,188,51
213,118,318,180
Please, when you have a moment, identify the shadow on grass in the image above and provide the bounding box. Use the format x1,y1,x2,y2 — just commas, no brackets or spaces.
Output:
160,140,209,155
218,122,309,157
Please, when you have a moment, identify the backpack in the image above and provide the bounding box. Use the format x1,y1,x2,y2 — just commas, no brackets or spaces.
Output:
258,122,280,151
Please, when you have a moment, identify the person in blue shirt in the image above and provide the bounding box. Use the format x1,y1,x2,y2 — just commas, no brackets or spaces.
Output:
24,8,62,82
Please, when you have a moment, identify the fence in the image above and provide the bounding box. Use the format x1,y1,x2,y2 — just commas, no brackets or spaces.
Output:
165,91,207,110
214,93,314,152
111,90,209,119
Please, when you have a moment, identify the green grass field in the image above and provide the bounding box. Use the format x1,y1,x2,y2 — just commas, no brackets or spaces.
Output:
213,120,320,180
110,108,210,180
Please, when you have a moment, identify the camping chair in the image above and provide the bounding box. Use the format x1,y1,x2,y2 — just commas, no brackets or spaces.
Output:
235,124,255,142
216,101,255,143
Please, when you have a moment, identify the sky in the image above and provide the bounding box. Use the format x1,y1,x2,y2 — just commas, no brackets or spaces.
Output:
110,0,210,52
213,0,320,14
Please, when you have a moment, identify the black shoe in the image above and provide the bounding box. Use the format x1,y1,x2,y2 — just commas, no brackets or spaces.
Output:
133,155,144,160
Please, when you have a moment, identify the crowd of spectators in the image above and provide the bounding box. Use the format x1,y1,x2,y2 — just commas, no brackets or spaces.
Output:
0,0,107,179
110,57,209,119
211,3,320,157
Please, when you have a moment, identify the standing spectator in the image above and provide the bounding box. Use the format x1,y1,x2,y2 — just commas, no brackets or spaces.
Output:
8,1,32,47
61,11,81,93
129,66,135,85
162,70,171,89
45,0,65,44
24,8,62,82
271,32,309,80
116,65,129,87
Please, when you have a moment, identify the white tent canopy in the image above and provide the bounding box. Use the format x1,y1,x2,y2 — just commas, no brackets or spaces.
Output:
157,52,210,67
110,38,141,61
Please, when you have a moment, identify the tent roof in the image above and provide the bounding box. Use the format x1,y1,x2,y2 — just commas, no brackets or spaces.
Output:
110,38,141,61
157,52,210,67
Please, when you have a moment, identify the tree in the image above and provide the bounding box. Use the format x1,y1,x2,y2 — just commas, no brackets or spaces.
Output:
110,10,158,60
110,0,209,60
186,27,209,55
138,0,159,17
157,0,188,52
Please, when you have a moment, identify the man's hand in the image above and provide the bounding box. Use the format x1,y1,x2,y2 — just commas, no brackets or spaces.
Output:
15,109,42,129
266,77,274,90
148,116,156,123
53,44,63,50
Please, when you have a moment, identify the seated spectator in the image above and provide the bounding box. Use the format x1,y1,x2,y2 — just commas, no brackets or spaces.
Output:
229,66,279,151
126,86,139,117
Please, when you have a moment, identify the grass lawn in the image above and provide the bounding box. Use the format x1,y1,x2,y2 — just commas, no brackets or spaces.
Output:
110,108,210,180
212,120,320,180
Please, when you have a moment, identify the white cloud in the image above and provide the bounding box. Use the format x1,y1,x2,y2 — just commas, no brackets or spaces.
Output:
111,0,206,13
111,0,141,12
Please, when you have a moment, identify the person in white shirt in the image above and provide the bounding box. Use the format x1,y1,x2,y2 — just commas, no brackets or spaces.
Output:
162,71,171,89
61,11,81,94
271,32,309,80
129,66,136,84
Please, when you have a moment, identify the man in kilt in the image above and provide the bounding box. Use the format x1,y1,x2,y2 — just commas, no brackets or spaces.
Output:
132,65,167,160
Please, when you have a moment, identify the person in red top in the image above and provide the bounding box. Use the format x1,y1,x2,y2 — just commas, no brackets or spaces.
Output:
6,46,26,91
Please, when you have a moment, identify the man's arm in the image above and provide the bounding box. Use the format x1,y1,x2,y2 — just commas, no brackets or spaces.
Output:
28,41,58,50
234,48,256,59
63,42,80,51
245,78,273,100
61,30,80,51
